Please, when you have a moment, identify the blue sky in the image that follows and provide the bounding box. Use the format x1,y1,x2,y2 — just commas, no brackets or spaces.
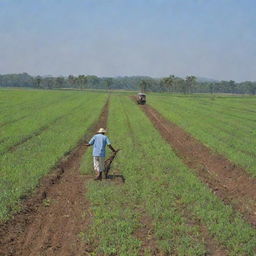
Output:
0,0,256,81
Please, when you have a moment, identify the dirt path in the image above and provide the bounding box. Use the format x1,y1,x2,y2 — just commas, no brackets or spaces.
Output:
0,101,109,256
140,102,256,227
124,100,226,256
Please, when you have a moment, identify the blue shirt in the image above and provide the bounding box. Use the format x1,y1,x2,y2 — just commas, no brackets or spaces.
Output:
88,134,111,157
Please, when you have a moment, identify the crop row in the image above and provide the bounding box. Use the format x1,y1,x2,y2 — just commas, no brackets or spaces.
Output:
0,90,107,220
0,89,75,124
0,90,91,154
149,94,256,175
81,95,256,255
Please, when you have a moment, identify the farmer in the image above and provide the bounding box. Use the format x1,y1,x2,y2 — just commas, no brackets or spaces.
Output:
86,128,117,180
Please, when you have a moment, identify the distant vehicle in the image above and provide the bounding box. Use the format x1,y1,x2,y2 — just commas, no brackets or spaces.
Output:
136,93,146,105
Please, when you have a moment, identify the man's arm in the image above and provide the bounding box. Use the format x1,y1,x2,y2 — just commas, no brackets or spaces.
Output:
106,136,116,152
108,144,116,153
86,136,95,147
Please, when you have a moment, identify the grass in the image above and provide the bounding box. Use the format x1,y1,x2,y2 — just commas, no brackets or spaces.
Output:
0,90,85,153
0,89,107,220
81,95,256,255
1,90,256,255
149,94,256,176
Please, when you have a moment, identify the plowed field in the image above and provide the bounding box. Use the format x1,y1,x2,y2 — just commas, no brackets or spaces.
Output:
1,89,256,256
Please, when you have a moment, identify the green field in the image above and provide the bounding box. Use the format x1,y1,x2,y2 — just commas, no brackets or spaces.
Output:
0,89,107,219
1,89,256,255
149,94,256,176
81,95,256,255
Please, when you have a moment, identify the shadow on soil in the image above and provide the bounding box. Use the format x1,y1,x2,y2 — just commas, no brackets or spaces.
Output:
106,174,126,183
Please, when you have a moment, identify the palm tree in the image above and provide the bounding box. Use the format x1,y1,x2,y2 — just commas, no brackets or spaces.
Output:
34,76,42,88
55,77,65,88
162,75,175,93
185,76,196,94
68,75,75,88
139,80,149,93
105,78,113,91
76,75,87,89
228,80,236,94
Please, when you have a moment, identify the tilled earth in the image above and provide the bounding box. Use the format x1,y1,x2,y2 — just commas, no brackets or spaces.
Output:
141,102,256,227
0,101,108,256
1,97,256,256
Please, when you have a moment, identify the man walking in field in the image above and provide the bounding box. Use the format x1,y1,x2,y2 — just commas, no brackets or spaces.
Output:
86,128,117,180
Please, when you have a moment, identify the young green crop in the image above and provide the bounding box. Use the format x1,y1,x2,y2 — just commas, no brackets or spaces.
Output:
82,95,256,255
0,90,87,153
81,109,142,256
0,89,72,125
82,96,207,255
149,94,256,176
0,89,107,220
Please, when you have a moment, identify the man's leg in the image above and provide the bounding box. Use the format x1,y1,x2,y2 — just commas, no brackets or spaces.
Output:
98,157,105,178
93,157,102,180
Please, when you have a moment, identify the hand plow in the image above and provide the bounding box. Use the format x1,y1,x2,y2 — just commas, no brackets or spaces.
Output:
104,149,120,179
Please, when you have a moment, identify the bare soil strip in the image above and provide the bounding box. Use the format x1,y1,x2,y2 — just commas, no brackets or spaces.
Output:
134,210,161,256
124,101,225,256
0,101,109,256
140,102,256,227
181,207,228,256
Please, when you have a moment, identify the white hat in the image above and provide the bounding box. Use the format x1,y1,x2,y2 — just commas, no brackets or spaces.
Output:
97,128,106,133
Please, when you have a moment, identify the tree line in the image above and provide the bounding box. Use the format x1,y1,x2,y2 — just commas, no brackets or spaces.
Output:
0,72,256,95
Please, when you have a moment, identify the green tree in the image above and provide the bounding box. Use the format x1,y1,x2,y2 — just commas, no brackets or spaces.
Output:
185,76,196,94
75,75,87,89
139,80,150,93
105,78,113,91
34,76,42,88
68,75,75,87
44,77,55,89
159,79,166,92
55,77,65,88
245,81,256,95
176,78,186,94
228,80,236,94
162,75,175,93
209,83,214,94
87,75,99,88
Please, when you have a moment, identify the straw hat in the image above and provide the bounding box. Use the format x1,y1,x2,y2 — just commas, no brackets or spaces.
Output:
97,128,107,133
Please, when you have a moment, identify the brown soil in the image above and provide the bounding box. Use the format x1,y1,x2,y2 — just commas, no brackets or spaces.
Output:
123,101,222,255
140,102,256,227
181,207,228,256
200,227,228,256
0,101,109,256
123,100,222,255
135,211,160,256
